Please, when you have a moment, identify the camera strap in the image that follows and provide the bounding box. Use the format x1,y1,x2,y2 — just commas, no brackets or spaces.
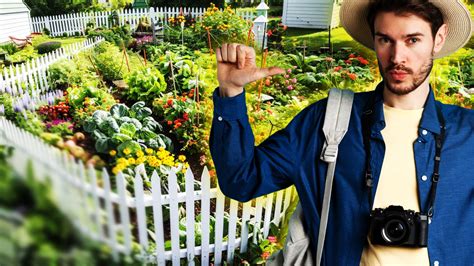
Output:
362,95,446,218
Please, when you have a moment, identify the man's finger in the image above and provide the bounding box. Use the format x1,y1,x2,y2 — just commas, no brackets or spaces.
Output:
253,66,285,80
216,47,223,62
236,45,246,69
221,43,228,62
227,43,237,63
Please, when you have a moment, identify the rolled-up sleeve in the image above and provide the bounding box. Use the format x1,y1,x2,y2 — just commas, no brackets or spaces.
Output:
210,88,298,202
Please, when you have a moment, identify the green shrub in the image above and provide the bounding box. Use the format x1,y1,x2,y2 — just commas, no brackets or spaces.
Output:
36,41,61,54
91,41,125,81
42,27,51,36
125,68,167,104
0,43,19,55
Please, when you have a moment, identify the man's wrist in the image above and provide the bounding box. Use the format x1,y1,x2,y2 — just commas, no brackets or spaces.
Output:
219,86,244,98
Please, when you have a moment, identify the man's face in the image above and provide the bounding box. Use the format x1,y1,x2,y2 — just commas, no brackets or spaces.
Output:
374,12,436,95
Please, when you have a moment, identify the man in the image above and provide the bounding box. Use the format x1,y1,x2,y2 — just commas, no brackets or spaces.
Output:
210,0,473,264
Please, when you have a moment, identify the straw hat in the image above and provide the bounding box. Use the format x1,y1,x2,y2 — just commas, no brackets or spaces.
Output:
340,0,473,58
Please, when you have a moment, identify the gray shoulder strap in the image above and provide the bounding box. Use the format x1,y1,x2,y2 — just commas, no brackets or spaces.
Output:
316,88,354,266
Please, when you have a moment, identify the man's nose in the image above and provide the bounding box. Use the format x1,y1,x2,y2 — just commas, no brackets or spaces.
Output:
390,42,407,65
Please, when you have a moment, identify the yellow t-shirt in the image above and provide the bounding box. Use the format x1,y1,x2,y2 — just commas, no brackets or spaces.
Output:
360,105,429,266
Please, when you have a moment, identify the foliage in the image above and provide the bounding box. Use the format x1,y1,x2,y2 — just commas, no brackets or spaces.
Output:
91,41,126,81
48,57,99,89
86,25,133,48
36,41,62,54
234,223,282,265
83,101,172,155
153,92,208,153
124,68,167,104
67,86,117,124
0,42,19,55
195,4,252,50
0,148,140,265
266,19,288,51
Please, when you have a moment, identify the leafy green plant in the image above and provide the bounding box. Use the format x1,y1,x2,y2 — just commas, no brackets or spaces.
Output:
124,68,167,104
36,41,62,54
195,4,252,50
84,101,172,155
91,41,126,82
67,85,117,124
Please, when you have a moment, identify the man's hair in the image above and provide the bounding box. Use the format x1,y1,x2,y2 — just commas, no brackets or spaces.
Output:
367,0,444,39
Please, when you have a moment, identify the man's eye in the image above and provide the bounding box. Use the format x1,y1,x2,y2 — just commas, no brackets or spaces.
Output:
379,38,390,44
408,38,420,44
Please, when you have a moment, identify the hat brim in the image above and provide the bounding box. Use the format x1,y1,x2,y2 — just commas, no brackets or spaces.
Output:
340,0,473,58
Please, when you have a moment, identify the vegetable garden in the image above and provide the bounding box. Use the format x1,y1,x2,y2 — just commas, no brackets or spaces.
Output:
0,3,472,265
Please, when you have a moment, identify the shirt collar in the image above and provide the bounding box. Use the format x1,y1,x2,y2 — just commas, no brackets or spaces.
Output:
370,82,441,135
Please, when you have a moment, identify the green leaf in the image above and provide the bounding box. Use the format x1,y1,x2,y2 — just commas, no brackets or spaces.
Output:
112,133,132,142
93,130,107,140
95,138,111,153
83,120,96,133
117,140,141,155
119,122,137,138
110,104,130,119
92,110,110,124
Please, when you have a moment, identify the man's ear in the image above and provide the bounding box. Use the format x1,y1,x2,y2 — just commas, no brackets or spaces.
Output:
433,24,448,54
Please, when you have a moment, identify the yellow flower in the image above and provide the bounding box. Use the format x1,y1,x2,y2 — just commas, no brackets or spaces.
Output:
146,148,154,155
117,158,127,164
128,158,136,165
136,150,144,158
159,147,165,151
136,157,146,165
178,155,186,162
112,167,120,175
123,148,131,155
109,150,117,156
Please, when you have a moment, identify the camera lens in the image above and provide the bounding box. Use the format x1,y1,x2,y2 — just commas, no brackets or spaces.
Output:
381,218,408,244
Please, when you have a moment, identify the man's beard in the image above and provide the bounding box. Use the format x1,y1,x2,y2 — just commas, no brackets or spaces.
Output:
380,56,433,96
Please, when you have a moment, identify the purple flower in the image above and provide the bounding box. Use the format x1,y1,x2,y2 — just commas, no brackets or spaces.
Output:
5,86,11,94
47,95,54,105
18,87,23,95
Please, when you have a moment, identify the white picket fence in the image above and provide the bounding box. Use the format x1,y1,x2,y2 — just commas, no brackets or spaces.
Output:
31,7,255,37
0,37,103,98
0,117,296,265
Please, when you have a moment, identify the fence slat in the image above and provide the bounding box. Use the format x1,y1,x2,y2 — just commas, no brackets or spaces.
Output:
135,170,149,250
168,170,181,265
200,167,211,265
185,168,196,265
253,197,264,243
117,172,132,253
213,188,226,265
226,200,239,264
263,193,274,238
102,169,118,260
151,171,166,266
240,201,252,252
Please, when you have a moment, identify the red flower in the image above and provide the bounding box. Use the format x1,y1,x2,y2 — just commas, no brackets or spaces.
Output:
349,53,356,58
167,120,172,125
167,99,173,106
344,59,352,65
183,112,189,120
347,72,357,80
357,56,369,65
267,29,273,37
261,251,271,260
334,66,342,72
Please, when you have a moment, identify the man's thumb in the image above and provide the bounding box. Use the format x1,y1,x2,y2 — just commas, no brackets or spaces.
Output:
253,67,285,80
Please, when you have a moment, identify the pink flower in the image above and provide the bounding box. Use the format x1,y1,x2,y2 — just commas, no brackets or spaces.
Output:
291,78,297,83
287,85,294,91
284,74,289,79
287,69,292,73
268,236,277,243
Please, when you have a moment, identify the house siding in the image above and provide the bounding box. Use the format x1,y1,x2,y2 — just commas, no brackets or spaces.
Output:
282,0,341,29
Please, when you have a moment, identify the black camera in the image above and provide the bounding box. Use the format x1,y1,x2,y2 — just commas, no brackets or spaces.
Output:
368,205,428,247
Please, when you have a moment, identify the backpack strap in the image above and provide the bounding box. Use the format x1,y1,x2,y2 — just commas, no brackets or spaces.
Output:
316,88,354,266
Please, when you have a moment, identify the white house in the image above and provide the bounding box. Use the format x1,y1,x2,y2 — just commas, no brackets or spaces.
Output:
282,0,342,29
0,0,32,43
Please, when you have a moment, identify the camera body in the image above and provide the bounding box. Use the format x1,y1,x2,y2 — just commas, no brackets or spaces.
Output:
369,205,428,247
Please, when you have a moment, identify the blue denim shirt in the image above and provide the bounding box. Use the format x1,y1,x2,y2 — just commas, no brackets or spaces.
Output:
210,83,474,265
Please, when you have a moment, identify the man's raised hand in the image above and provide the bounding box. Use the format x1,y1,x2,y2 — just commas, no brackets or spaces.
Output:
216,43,284,97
